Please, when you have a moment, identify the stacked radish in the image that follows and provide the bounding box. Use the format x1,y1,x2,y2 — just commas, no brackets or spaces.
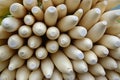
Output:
0,0,120,80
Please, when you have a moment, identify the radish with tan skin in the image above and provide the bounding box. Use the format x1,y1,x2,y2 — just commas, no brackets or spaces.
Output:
18,25,32,38
24,14,35,26
77,72,95,80
0,0,120,79
72,60,88,73
27,56,40,70
28,36,42,49
52,0,64,6
41,57,54,79
58,34,71,47
79,0,92,13
16,66,30,80
63,45,84,60
32,22,47,36
42,0,53,11
0,68,16,80
18,46,34,59
29,69,44,80
31,6,44,21
0,60,9,72
35,46,48,59
0,26,12,39
94,0,108,13
8,34,24,49
46,40,59,53
51,50,73,74
95,76,107,80
10,3,27,18
23,0,38,10
92,45,109,58
1,17,22,32
89,63,106,76
8,54,25,71
56,4,67,19
62,71,76,80
0,45,15,61
44,6,58,26
50,69,63,80
73,8,83,21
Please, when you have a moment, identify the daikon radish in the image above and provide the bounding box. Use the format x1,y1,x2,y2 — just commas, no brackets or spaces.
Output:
58,34,71,47
46,40,59,53
98,35,120,49
10,3,27,18
56,4,67,19
106,22,120,35
106,70,120,80
41,57,54,79
0,26,12,39
42,0,53,11
89,63,106,76
31,6,44,21
0,68,16,80
51,50,73,74
109,47,120,60
65,0,81,14
84,51,98,65
0,45,15,61
99,56,118,70
18,25,32,38
8,54,25,71
8,34,24,49
86,21,107,42
63,45,84,60
52,0,64,6
1,17,22,32
23,0,38,10
72,60,88,73
101,9,120,26
95,76,107,80
73,8,83,21
44,6,58,26
0,60,9,72
57,15,78,32
68,26,87,39
27,57,40,70
18,46,34,59
28,36,42,49
77,72,95,80
16,66,30,80
46,27,60,40
35,47,48,59
50,69,63,80
24,14,35,26
73,38,93,51
94,0,108,13
79,8,101,30
79,0,92,13
29,69,44,80
92,45,109,57
62,71,76,80
115,60,120,73
32,22,47,36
